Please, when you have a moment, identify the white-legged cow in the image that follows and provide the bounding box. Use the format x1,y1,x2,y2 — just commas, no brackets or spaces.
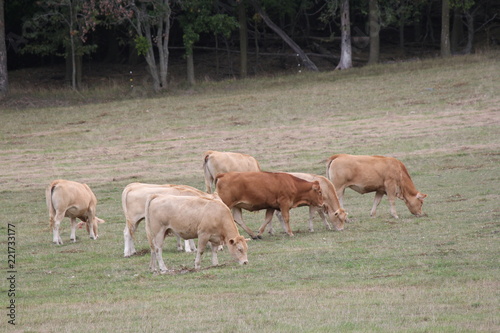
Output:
122,183,214,257
326,154,427,218
46,179,105,245
215,172,324,238
203,150,261,193
145,194,249,272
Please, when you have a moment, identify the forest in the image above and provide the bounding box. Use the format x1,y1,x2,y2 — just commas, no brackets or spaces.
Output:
0,0,499,96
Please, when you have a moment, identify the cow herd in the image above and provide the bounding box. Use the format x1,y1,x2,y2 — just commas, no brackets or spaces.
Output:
45,151,427,273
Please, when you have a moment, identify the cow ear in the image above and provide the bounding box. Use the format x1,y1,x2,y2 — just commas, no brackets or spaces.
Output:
229,238,235,245
417,193,427,200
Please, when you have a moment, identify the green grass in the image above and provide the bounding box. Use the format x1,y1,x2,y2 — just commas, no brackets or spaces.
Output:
1,52,499,332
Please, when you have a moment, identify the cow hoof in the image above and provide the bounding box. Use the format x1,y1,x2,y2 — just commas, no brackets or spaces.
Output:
253,235,262,240
71,238,76,243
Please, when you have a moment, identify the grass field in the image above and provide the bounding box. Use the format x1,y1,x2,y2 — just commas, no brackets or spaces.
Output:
1,51,499,332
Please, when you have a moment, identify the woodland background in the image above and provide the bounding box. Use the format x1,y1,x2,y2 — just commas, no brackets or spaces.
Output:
1,0,499,101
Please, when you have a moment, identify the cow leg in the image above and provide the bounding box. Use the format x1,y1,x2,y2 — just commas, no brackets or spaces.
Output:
232,208,259,239
194,234,210,270
257,209,276,237
70,217,78,242
318,207,333,230
184,239,197,253
308,207,316,232
209,241,219,267
52,212,64,245
279,208,294,237
370,192,385,217
175,235,184,252
273,211,288,234
86,210,98,240
123,221,137,257
151,228,168,273
386,192,399,219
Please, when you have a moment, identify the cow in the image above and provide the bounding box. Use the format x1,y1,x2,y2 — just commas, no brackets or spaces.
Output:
215,171,324,238
271,173,347,233
203,150,261,193
326,154,427,218
46,179,105,245
145,194,249,272
122,183,215,257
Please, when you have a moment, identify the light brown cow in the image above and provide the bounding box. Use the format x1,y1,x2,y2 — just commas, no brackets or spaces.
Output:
46,179,105,245
122,183,214,257
145,194,249,272
203,150,261,193
215,172,324,238
326,154,427,218
271,173,347,233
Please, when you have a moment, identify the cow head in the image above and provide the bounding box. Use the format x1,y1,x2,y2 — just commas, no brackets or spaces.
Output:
227,236,249,266
82,217,105,239
324,206,347,231
405,192,427,217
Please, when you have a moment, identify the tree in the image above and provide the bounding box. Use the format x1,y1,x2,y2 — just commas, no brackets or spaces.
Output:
0,0,7,99
178,0,238,85
22,0,99,90
238,0,248,78
336,0,352,69
368,0,380,64
441,0,451,57
249,0,318,71
101,0,172,92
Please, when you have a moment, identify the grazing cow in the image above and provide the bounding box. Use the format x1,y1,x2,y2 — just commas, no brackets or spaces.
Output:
122,183,214,257
326,154,427,218
215,172,324,238
145,194,249,272
46,179,105,245
271,173,347,233
203,150,261,193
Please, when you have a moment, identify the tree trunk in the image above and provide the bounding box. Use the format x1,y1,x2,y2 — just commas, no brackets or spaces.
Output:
249,0,318,72
441,0,451,58
187,52,195,85
157,0,170,90
0,0,8,99
463,10,474,54
238,1,248,78
368,0,380,65
451,7,463,53
336,0,352,70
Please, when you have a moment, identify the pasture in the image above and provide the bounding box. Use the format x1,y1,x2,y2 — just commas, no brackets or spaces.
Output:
1,51,499,332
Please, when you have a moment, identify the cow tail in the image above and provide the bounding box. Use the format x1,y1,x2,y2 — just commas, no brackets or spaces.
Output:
46,182,57,230
144,194,157,249
202,151,213,169
203,151,215,193
326,155,340,178
121,186,136,240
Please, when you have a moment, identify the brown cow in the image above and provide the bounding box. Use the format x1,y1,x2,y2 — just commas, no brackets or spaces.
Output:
203,150,261,193
122,183,214,257
215,171,324,238
46,179,105,245
145,194,249,272
271,173,347,233
326,154,427,218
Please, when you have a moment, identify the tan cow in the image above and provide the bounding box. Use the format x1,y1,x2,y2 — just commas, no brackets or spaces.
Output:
122,183,214,257
271,173,347,233
203,150,261,193
215,171,324,238
326,154,427,218
46,179,105,245
145,194,249,272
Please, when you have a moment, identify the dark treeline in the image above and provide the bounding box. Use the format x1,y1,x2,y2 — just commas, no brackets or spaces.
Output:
2,0,500,92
